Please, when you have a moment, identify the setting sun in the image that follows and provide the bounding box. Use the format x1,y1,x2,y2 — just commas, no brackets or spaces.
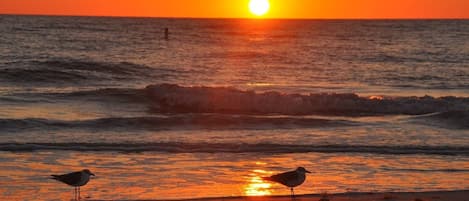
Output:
249,0,270,16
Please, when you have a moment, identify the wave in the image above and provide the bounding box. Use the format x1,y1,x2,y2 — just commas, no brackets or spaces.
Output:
0,87,148,104
144,84,469,116
381,168,469,173
409,111,469,129
0,115,356,132
0,67,89,83
0,59,163,84
364,52,469,64
4,84,467,117
0,143,467,155
63,88,148,103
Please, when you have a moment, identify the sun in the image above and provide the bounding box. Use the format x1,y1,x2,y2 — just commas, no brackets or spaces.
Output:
249,0,270,16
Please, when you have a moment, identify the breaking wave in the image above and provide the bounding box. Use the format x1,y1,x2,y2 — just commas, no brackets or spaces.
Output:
409,111,469,129
4,84,468,117
144,84,469,116
0,143,467,155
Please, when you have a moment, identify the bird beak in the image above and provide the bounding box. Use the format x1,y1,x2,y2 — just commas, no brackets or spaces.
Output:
90,173,95,176
306,170,311,173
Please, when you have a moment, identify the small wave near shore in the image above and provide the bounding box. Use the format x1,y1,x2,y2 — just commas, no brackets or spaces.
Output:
1,142,468,156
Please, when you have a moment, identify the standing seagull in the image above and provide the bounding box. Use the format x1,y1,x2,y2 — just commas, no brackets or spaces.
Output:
263,167,311,199
51,169,95,201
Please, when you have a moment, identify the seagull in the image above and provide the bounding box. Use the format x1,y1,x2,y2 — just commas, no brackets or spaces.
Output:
51,169,95,201
263,167,311,199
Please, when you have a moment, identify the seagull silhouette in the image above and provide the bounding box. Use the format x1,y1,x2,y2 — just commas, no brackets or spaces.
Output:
51,169,95,201
263,167,311,199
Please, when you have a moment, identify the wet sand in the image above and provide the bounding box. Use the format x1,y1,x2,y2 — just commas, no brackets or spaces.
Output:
89,190,469,201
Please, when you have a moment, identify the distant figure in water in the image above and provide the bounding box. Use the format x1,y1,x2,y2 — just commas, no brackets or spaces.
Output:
263,167,311,199
51,169,95,201
164,27,169,40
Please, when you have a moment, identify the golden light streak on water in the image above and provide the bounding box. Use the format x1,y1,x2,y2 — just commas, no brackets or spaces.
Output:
244,169,273,196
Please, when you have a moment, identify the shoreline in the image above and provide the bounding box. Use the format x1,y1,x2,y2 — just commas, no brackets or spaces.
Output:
88,190,469,201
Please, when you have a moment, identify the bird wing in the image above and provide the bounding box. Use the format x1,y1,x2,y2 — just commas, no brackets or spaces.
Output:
51,171,82,186
265,170,297,186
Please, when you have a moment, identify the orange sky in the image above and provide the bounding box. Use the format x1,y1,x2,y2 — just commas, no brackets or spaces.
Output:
1,0,468,19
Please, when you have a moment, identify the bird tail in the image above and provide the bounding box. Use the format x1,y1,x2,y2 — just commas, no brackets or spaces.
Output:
50,175,60,180
262,176,273,181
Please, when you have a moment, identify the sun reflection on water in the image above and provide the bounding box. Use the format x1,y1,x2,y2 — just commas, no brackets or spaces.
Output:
244,168,273,196
369,95,384,100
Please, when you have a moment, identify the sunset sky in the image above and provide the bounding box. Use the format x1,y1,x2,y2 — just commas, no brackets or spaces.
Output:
1,0,468,19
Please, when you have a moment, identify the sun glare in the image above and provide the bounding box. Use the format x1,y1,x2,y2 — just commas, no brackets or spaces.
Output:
249,0,270,16
244,170,272,196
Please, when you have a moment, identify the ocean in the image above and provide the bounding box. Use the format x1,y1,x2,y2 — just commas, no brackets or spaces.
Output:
0,15,468,200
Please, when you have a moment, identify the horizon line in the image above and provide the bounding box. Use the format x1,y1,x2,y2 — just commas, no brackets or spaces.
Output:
1,13,469,20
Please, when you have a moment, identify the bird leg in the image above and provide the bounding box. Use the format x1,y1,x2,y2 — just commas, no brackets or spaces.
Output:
78,187,81,201
290,188,295,200
73,187,77,201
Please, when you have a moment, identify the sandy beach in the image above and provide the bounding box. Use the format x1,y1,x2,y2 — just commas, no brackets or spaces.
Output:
87,190,469,201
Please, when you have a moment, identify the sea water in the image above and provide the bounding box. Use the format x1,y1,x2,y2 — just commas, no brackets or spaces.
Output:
0,15,468,200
